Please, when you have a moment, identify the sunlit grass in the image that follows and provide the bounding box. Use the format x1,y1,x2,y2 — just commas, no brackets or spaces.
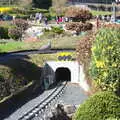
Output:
29,52,76,66
0,36,81,53
91,10,112,16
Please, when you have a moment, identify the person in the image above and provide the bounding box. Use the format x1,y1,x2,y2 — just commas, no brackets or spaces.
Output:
96,15,99,29
106,15,110,22
30,14,33,21
56,16,59,24
0,12,3,21
35,12,39,22
44,16,48,26
102,15,105,21
65,17,69,22
39,12,42,23
12,15,16,23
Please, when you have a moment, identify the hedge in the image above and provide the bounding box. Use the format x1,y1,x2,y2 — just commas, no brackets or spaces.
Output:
90,28,120,92
73,91,120,120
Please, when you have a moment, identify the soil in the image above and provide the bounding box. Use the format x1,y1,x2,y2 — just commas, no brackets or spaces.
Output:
24,37,40,43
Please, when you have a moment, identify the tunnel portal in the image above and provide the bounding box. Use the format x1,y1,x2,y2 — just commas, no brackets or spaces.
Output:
55,68,71,82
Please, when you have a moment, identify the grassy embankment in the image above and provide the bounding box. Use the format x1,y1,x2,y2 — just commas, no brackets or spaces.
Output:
0,36,81,53
0,34,78,102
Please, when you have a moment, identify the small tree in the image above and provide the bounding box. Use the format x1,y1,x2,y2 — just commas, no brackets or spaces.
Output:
8,27,22,40
13,19,29,31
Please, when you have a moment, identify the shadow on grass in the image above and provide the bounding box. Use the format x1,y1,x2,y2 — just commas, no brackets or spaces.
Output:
0,55,45,119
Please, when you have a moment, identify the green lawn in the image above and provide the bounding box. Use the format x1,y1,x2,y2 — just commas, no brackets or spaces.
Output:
0,36,81,53
29,52,76,66
0,52,76,102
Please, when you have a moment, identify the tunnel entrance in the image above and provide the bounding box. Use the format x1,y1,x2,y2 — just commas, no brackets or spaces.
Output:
55,68,71,82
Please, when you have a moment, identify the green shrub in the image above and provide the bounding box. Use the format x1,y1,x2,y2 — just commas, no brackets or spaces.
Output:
41,26,64,39
8,27,22,40
26,8,48,14
73,91,120,120
90,28,120,92
0,26,9,39
15,14,30,20
51,26,64,34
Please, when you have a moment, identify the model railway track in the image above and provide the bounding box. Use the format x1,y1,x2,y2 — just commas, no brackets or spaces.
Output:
18,81,67,120
0,49,75,57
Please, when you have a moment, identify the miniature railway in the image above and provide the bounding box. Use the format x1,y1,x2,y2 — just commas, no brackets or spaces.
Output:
18,81,68,120
0,48,75,57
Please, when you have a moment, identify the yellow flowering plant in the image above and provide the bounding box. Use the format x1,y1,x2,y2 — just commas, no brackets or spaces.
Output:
0,7,13,13
90,28,120,92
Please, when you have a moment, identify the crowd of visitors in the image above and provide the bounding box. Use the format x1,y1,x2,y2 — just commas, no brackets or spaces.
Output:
0,12,13,21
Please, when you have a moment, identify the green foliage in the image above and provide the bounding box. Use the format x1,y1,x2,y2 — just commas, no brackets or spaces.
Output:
0,41,24,52
90,28,120,92
42,26,64,39
15,14,30,20
0,57,41,101
0,21,13,39
73,91,120,120
0,26,9,39
26,8,48,14
8,27,22,40
49,7,57,17
51,26,64,34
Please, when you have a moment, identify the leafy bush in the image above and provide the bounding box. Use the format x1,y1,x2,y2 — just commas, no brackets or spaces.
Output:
0,26,9,39
73,91,120,120
13,19,29,31
41,26,64,39
26,8,48,14
65,22,93,33
65,7,92,22
51,26,64,34
15,14,30,20
8,27,22,40
90,28,120,92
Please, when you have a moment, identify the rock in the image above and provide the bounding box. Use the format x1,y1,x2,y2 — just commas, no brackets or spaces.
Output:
64,105,76,115
48,104,72,120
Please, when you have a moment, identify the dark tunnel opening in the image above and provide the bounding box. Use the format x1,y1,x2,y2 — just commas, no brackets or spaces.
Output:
55,68,71,82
